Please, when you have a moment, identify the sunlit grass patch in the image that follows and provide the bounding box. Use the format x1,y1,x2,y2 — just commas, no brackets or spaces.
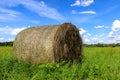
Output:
0,46,120,80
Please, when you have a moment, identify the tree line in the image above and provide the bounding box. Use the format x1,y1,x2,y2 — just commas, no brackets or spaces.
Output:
0,42,120,47
0,42,13,46
83,43,120,47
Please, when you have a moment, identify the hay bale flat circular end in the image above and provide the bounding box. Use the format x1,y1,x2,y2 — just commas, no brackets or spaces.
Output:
13,23,82,64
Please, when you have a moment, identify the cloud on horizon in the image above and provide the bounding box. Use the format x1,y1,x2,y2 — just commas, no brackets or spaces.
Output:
108,20,120,39
80,20,120,44
112,20,120,31
79,28,86,35
0,26,27,35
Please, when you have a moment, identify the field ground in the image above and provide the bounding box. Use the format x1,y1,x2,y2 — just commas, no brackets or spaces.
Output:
0,46,120,80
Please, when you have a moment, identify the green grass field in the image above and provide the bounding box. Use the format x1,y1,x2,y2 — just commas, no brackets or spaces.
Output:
0,46,120,80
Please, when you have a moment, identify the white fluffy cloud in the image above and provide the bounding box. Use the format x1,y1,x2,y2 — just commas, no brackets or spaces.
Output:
108,31,114,38
11,27,26,35
84,38,90,43
0,8,21,22
0,37,14,42
8,38,14,41
91,37,103,44
108,31,120,43
92,37,99,41
0,0,20,7
0,26,27,42
82,33,91,43
71,0,94,7
81,20,120,44
91,20,119,43
79,28,86,35
72,10,96,14
0,8,20,15
0,38,4,42
0,0,65,21
107,20,120,43
86,33,91,36
79,10,96,14
115,35,120,41
92,20,120,43
94,25,110,29
0,26,27,35
71,0,80,6
0,26,12,34
95,25,106,29
20,1,65,21
112,20,120,31
79,28,92,43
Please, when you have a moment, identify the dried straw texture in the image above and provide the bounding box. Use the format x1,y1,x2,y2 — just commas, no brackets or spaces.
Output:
13,23,82,64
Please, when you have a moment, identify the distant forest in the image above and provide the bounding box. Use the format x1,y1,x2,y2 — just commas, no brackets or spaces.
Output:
0,42,13,46
83,43,120,47
0,42,120,47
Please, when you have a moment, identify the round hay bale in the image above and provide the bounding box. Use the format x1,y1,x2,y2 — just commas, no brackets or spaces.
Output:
13,23,82,64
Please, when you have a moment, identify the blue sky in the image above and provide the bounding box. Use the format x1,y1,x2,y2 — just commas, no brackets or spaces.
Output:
0,0,120,44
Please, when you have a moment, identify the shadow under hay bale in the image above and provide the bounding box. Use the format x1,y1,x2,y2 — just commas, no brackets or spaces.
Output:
13,23,82,64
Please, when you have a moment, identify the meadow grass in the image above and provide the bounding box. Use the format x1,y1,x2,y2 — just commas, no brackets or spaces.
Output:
0,46,120,80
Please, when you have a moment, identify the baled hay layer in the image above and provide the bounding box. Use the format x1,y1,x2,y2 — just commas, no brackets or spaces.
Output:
13,23,82,64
